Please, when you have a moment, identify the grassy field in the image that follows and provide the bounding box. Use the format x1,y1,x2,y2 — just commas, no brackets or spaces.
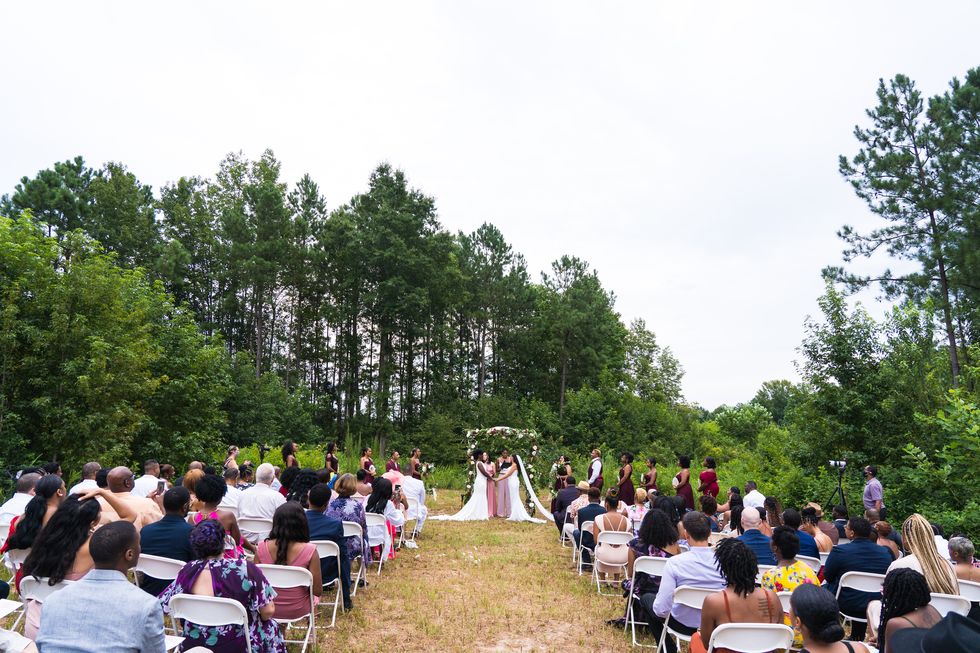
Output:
320,491,633,652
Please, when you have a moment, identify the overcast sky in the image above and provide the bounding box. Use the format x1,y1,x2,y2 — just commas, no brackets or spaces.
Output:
2,2,978,409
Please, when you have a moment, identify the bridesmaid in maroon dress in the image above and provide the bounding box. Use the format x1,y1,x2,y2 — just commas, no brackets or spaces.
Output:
324,441,340,477
674,454,694,511
410,448,422,479
360,447,375,484
642,457,658,495
697,456,719,498
617,453,636,506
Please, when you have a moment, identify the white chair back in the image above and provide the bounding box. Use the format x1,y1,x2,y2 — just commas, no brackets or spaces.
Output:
837,571,885,596
708,532,731,546
776,590,793,615
930,592,971,617
634,555,669,578
311,539,341,561
705,623,794,653
256,563,315,651
237,517,273,540
5,547,30,571
797,555,822,574
19,576,74,603
958,579,980,602
756,564,776,585
818,551,831,567
134,553,185,582
342,520,363,541
167,594,251,653
596,530,634,547
672,585,716,612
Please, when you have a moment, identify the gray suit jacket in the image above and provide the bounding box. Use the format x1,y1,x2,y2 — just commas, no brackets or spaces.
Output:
36,569,165,652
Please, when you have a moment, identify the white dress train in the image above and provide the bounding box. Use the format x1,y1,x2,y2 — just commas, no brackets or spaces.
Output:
431,461,490,521
506,455,546,523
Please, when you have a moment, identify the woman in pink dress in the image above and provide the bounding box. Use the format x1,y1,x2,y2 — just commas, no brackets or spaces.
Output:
255,502,321,620
478,451,496,516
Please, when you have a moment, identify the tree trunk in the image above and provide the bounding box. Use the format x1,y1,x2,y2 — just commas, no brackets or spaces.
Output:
928,209,960,386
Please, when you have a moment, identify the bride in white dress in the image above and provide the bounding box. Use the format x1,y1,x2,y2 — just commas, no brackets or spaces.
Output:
498,453,545,523
431,450,491,521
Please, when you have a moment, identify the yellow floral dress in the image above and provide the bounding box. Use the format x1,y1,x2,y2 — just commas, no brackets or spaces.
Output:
760,560,820,648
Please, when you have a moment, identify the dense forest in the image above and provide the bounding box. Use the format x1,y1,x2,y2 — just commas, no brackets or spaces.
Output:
2,69,979,535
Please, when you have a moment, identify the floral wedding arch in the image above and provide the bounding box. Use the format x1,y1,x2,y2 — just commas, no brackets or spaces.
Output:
464,426,549,518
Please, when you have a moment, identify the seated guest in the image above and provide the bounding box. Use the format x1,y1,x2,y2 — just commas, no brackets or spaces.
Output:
873,521,901,560
627,488,649,534
237,463,286,544
805,502,839,545
692,538,783,653
620,509,681,626
68,462,101,496
95,468,109,489
305,483,351,611
737,507,776,565
0,473,40,523
400,471,428,537
593,490,630,583
325,474,368,564
354,469,372,503
572,488,605,566
875,569,942,653
551,475,579,533
949,536,980,581
276,466,300,499
218,467,243,512
3,475,66,555
931,522,952,561
742,481,765,510
823,517,893,642
364,478,406,561
887,513,958,595
97,467,163,529
41,462,62,477
717,487,743,531
285,469,320,507
764,497,783,531
790,583,871,653
761,526,820,648
22,489,136,638
649,512,726,653
36,521,166,653
188,474,253,558
699,495,719,532
138,487,194,596
181,468,205,502
865,508,903,550
131,459,161,498
160,519,285,652
782,508,820,558
255,502,321,621
237,464,255,490
159,464,176,488
565,481,591,541
832,504,848,540
801,506,834,552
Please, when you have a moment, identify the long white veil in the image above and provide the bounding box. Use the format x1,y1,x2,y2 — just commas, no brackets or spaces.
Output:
514,454,553,522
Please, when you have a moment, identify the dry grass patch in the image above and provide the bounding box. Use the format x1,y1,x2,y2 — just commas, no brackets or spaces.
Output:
320,493,630,652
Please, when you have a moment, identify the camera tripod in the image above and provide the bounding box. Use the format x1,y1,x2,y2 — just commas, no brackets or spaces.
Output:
825,465,847,515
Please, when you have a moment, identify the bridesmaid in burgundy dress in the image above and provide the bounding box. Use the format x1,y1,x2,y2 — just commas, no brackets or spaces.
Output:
360,447,375,484
642,457,658,495
674,454,695,511
617,453,636,506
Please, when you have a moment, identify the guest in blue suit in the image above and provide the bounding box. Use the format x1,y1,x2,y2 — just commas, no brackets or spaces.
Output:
737,507,776,565
137,486,193,596
305,483,352,611
823,517,893,642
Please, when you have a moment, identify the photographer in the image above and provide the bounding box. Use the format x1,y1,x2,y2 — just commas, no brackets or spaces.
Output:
863,465,885,519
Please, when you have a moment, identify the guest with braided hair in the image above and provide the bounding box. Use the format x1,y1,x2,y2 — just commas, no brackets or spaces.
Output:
761,526,820,648
875,568,941,653
285,468,320,507
691,538,782,653
888,513,958,595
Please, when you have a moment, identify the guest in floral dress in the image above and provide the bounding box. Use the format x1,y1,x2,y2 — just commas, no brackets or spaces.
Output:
325,473,369,562
760,526,820,648
159,520,285,653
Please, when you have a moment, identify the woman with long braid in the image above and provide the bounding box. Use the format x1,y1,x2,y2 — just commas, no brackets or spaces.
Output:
875,568,941,653
888,513,958,595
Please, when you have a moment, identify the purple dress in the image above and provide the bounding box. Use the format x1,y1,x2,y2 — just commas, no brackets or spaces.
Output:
159,558,285,653
495,462,512,517
325,496,370,561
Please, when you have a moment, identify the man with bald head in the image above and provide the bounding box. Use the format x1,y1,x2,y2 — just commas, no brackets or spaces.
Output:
737,506,776,565
97,466,163,530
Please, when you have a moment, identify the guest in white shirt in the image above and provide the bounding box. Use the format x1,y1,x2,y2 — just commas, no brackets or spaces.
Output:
218,468,243,512
237,463,285,543
131,460,161,498
68,462,101,496
400,474,428,535
364,478,406,555
742,481,766,509
0,472,40,523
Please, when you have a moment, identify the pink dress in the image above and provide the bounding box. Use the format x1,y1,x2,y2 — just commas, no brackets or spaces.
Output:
193,510,246,559
255,541,317,620
480,462,496,516
495,463,512,517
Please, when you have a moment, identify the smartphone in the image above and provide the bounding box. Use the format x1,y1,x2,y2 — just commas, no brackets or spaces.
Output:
157,480,166,494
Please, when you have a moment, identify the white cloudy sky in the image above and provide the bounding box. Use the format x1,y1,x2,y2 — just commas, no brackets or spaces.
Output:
2,2,978,408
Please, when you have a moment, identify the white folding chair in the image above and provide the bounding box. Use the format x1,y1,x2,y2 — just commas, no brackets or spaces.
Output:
655,586,717,653
256,564,315,653
131,553,186,586
167,594,251,653
237,517,273,543
0,597,24,632
627,556,670,648
559,506,573,546
400,498,420,548
797,555,822,575
756,564,776,586
705,623,794,653
958,579,980,602
164,635,185,651
835,571,884,630
576,521,595,575
818,551,831,568
5,547,30,574
311,540,342,628
182,648,212,653
592,530,634,595
838,538,851,545
16,576,75,631
364,512,390,575
342,521,366,595
930,592,971,617
708,532,731,546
